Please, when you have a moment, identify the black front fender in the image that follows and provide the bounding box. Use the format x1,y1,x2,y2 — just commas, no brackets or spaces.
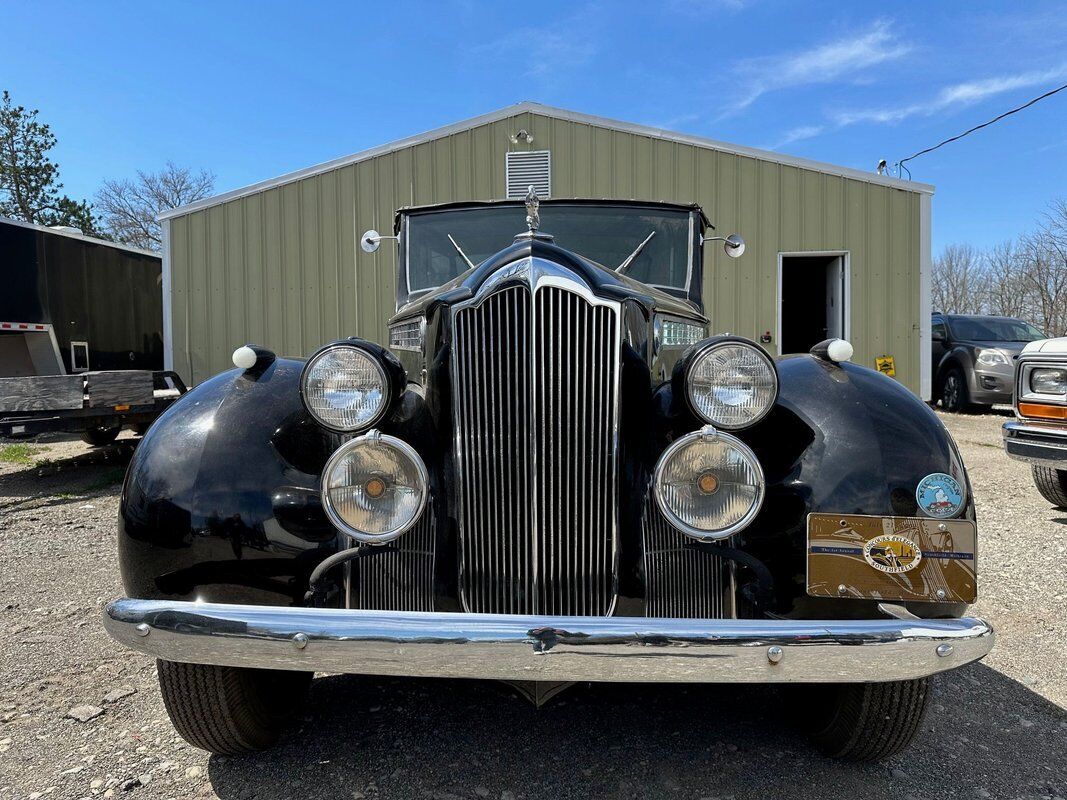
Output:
118,358,341,605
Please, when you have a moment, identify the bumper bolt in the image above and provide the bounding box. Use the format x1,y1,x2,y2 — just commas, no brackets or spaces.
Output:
936,643,953,658
293,633,309,650
766,645,784,664
135,623,150,637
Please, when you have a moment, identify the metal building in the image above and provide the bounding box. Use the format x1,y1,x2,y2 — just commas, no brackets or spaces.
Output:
160,102,934,397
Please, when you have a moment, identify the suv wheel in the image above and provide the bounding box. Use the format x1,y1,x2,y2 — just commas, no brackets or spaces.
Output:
157,660,311,754
1032,466,1067,508
789,678,930,761
939,368,970,413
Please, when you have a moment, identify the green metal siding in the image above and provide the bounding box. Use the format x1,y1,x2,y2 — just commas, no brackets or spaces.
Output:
168,110,924,394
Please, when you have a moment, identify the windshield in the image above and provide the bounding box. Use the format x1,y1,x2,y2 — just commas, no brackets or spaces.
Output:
948,317,1045,342
405,204,693,293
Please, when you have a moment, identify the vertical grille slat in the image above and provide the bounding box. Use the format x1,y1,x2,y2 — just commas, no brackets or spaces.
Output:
642,500,728,619
350,505,435,612
453,279,618,616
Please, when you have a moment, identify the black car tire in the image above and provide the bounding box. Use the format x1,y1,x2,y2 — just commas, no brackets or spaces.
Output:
81,425,121,446
157,660,312,755
1032,466,1067,508
790,678,930,761
939,367,971,413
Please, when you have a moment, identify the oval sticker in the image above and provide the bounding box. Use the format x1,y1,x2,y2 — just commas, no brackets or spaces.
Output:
863,534,923,574
916,472,964,519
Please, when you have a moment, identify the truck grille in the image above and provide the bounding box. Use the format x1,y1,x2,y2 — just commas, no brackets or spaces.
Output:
642,500,730,619
452,280,620,615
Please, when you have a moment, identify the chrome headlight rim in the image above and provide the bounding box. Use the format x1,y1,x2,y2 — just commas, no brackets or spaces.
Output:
652,426,766,542
299,340,395,433
320,430,429,544
684,337,779,430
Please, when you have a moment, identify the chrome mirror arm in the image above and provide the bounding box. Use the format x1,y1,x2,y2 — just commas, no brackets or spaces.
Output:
361,229,399,254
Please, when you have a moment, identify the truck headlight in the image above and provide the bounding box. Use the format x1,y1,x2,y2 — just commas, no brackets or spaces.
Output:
321,430,429,543
301,342,390,432
653,426,765,541
1031,367,1067,395
686,339,778,429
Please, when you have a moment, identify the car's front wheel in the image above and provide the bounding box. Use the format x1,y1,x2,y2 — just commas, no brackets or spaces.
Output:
1032,466,1067,507
157,660,311,755
939,367,971,413
790,678,930,761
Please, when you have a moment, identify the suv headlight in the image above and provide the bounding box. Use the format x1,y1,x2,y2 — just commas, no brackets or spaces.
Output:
976,348,1009,366
653,426,765,541
685,338,778,429
321,430,429,543
301,342,392,432
1031,367,1067,395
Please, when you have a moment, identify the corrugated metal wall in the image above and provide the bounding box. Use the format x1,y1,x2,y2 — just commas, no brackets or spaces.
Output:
168,110,924,393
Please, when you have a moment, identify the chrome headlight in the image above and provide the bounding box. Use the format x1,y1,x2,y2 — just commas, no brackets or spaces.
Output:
1031,367,1067,395
653,426,765,541
301,343,390,432
321,430,429,543
686,339,778,429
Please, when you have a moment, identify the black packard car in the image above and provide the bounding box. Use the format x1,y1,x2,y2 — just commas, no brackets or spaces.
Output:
105,193,993,761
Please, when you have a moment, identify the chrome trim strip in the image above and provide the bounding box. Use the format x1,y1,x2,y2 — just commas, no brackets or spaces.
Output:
104,599,993,683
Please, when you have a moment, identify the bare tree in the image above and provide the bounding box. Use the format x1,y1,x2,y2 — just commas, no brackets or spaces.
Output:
96,162,214,250
1018,200,1067,336
983,241,1030,320
932,243,986,314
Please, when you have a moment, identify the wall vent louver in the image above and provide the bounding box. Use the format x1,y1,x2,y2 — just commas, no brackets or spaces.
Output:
505,150,551,199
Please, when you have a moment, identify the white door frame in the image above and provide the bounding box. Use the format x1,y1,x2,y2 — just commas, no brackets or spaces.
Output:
776,251,851,356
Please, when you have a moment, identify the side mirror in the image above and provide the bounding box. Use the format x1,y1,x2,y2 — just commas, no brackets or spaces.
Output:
703,233,746,258
932,330,946,343
360,229,398,253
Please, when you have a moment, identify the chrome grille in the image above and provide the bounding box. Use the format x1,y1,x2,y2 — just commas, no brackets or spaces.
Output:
452,279,619,615
642,500,729,618
347,505,435,611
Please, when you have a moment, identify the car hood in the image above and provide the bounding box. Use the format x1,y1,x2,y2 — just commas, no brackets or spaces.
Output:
960,340,1031,356
1022,336,1067,355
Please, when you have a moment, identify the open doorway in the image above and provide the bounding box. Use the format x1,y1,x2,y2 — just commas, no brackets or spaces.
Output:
777,252,849,355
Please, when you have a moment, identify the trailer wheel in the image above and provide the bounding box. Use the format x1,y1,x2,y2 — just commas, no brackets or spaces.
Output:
788,678,930,761
81,425,121,446
157,660,311,754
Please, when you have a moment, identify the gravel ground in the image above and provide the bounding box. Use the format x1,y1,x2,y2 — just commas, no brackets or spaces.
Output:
0,414,1065,800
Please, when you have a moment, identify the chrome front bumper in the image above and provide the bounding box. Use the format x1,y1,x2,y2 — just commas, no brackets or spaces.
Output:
104,599,993,684
1003,420,1067,467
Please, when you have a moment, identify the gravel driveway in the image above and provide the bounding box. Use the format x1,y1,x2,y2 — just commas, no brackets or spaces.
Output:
1,413,1064,800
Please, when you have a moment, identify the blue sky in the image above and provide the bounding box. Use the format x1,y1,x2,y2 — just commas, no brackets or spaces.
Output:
2,0,1065,251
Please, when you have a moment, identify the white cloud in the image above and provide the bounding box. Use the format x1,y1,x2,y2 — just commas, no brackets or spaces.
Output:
471,15,600,79
762,125,825,150
834,64,1067,126
730,20,911,111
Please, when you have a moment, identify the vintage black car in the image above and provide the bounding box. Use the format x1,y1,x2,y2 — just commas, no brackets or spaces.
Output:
104,193,993,762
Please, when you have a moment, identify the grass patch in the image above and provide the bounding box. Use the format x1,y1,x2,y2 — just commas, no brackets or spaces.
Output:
0,443,44,465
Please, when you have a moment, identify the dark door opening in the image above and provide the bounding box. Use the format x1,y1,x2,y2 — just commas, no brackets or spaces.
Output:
779,254,845,354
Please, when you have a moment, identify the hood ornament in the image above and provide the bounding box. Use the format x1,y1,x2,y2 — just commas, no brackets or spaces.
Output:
514,185,553,243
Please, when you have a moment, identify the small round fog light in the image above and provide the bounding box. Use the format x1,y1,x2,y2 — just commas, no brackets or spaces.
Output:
321,431,428,543
653,427,765,541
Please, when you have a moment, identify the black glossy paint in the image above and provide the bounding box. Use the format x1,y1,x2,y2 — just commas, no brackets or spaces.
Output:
119,206,975,623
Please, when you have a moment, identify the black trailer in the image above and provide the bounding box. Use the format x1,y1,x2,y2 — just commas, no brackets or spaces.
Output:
0,218,185,444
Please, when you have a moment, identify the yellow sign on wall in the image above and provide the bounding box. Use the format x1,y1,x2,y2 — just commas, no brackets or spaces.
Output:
875,355,896,377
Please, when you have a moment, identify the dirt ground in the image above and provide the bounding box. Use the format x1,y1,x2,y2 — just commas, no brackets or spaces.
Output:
0,414,1064,800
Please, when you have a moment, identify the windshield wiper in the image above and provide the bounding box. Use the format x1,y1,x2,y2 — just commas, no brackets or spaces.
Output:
616,231,655,274
447,234,476,269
